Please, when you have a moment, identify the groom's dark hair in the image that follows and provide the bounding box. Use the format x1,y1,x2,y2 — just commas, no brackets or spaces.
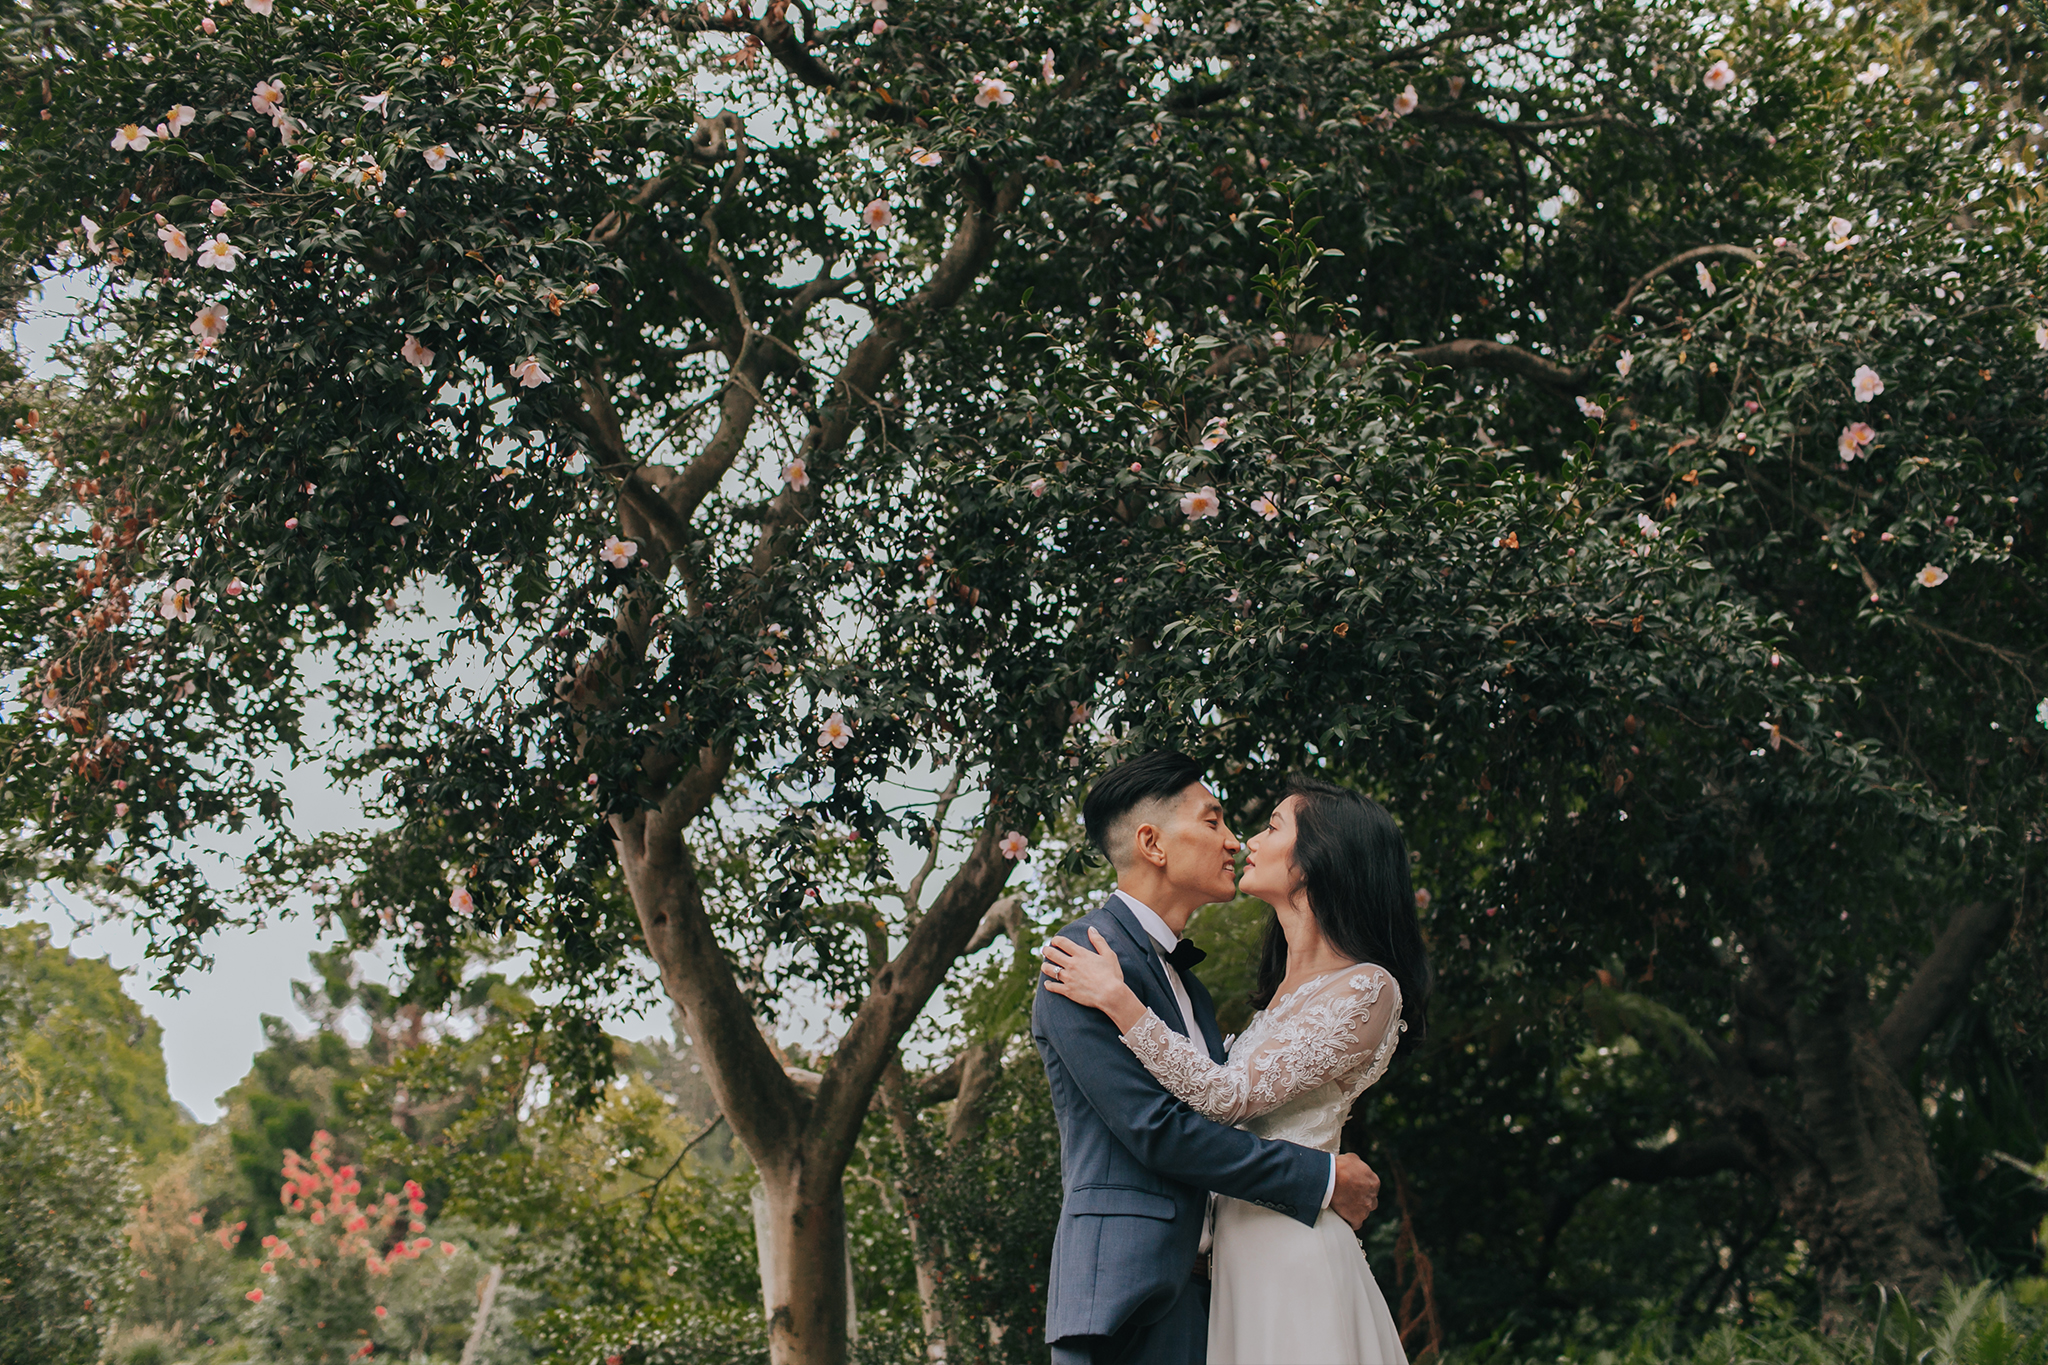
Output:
1082,751,1206,865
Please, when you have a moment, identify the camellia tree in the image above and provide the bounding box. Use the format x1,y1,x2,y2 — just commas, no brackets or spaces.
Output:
2,0,2040,1357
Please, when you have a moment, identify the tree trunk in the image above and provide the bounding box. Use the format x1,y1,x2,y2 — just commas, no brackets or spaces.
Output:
754,1152,856,1365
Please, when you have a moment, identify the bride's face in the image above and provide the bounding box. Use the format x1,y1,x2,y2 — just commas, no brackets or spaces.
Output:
1239,796,1303,906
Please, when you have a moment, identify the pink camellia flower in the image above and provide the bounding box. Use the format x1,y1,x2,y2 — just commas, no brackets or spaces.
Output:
523,81,558,110
1696,261,1716,296
1392,84,1419,116
196,234,243,271
819,711,854,748
1199,416,1228,450
1637,512,1661,539
1130,9,1162,36
389,514,409,527
1447,74,1465,97
1575,396,1605,421
423,144,453,170
114,802,129,817
861,198,894,229
192,301,229,339
1852,364,1884,402
285,517,299,529
226,577,246,596
1616,350,1633,377
202,15,216,32
1029,477,1048,496
511,356,550,387
361,91,390,115
999,830,1029,859
1837,421,1876,460
251,80,284,116
245,0,275,13
401,334,435,369
1414,888,1432,910
295,155,315,175
1179,485,1222,519
908,147,942,166
441,1242,457,1256
373,1306,389,1319
1070,700,1092,724
973,75,1015,107
165,105,196,135
1251,492,1280,521
1822,215,1862,253
159,225,192,260
780,458,810,491
1042,49,1057,81
246,1289,264,1303
1703,59,1736,90
210,199,229,218
1915,564,1948,587
111,123,153,152
160,578,197,622
599,535,638,569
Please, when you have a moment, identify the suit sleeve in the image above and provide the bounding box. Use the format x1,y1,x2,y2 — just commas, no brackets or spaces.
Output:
1034,954,1329,1228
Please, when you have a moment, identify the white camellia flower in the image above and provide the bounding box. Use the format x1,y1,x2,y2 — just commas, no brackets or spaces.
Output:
196,234,243,271
2034,321,2047,351
523,81,558,110
600,535,638,569
1703,59,1736,90
191,301,229,339
1853,364,1884,402
449,887,476,915
974,75,1015,107
1616,350,1634,377
1179,485,1222,519
251,80,284,116
1200,416,1228,450
79,216,101,253
245,0,275,13
2035,697,2047,729
909,147,942,166
401,334,435,369
1916,564,1948,587
999,830,1029,859
361,92,390,115
1042,49,1058,81
165,105,196,135
781,458,810,491
1837,421,1876,461
423,144,453,170
819,711,854,748
159,578,197,622
1393,84,1419,116
511,356,550,387
1252,493,1281,521
1637,512,1661,539
1696,261,1716,296
158,225,192,260
1822,215,1862,253
111,123,153,152
861,198,894,229
1130,9,1162,35
1855,61,1889,84
1575,396,1605,421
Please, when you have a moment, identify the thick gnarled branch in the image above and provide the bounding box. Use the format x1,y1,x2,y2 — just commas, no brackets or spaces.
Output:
1878,899,2016,1074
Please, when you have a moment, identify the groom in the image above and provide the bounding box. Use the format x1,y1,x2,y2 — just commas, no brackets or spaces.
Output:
1032,752,1382,1365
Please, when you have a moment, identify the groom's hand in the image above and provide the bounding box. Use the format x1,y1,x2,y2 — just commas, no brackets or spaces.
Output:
1331,1154,1381,1230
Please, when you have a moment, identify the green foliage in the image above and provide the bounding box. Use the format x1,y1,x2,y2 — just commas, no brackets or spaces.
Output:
0,1059,138,1365
0,922,191,1161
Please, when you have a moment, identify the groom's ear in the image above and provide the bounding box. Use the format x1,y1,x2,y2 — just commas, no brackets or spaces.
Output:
1132,820,1169,868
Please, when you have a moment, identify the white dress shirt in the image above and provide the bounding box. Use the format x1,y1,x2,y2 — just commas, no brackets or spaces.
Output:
1115,890,1338,1214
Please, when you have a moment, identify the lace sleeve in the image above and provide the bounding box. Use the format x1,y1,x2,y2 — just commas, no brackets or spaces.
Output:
1120,1008,1252,1122
1120,967,1403,1125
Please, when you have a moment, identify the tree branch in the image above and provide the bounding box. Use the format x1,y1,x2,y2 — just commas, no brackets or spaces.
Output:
1878,899,2017,1074
1611,245,1763,322
1395,337,1589,390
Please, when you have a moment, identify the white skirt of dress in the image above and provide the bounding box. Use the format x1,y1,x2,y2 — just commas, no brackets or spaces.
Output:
1208,1195,1411,1365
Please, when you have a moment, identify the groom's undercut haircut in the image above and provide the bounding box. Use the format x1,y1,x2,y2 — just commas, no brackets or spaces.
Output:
1083,751,1206,870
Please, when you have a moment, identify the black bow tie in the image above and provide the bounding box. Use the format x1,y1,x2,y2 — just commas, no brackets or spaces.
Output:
1163,938,1207,972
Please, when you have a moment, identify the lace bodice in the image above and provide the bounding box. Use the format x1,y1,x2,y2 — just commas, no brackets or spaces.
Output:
1121,965,1404,1151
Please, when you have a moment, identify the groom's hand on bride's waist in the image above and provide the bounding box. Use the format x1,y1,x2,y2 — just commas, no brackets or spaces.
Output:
1330,1153,1381,1230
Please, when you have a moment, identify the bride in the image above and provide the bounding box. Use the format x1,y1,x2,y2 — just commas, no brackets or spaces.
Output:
1041,776,1431,1365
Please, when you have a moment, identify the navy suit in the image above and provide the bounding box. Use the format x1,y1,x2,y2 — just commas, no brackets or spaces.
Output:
1032,893,1330,1365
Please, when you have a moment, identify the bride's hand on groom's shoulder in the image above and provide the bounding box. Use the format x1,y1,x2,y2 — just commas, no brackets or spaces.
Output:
1042,928,1145,1031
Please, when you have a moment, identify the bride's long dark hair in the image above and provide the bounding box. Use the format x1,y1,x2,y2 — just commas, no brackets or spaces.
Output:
1250,776,1431,1063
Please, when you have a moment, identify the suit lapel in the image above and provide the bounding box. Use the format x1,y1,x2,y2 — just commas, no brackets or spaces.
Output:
1102,893,1188,1040
1181,970,1229,1064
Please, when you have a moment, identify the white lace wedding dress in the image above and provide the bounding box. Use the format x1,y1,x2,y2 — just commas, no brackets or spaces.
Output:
1121,964,1409,1365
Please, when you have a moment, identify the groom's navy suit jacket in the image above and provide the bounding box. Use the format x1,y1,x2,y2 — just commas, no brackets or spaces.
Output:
1031,892,1330,1350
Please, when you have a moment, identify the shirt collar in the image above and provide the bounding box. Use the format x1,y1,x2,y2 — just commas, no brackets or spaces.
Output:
1115,890,1180,952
